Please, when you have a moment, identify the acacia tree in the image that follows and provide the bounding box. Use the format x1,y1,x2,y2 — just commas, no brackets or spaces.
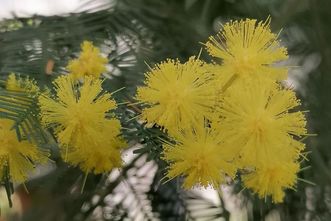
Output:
0,0,329,220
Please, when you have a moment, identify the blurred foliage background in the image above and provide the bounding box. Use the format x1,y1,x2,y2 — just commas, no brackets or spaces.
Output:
0,0,329,220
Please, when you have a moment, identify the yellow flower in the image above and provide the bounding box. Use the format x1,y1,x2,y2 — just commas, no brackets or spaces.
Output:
39,75,116,145
67,41,108,80
0,119,48,183
214,79,307,167
136,57,216,134
163,124,237,188
205,18,288,81
0,73,40,117
38,75,126,173
6,73,39,94
242,161,299,203
65,118,126,174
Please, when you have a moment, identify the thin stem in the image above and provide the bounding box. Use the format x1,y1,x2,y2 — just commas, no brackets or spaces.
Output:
221,74,238,93
81,172,89,194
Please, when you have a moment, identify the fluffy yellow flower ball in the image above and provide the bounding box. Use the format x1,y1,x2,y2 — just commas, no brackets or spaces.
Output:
0,119,48,182
67,41,108,80
163,124,237,189
136,57,216,134
214,78,307,167
206,18,288,84
39,75,126,174
243,161,299,203
6,73,40,94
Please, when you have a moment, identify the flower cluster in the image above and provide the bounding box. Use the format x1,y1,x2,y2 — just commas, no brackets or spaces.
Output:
0,41,126,186
6,73,40,94
136,18,307,203
0,74,48,183
0,20,308,204
39,41,126,174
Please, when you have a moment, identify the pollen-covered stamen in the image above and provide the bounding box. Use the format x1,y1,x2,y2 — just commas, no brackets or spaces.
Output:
247,113,274,142
231,52,260,75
